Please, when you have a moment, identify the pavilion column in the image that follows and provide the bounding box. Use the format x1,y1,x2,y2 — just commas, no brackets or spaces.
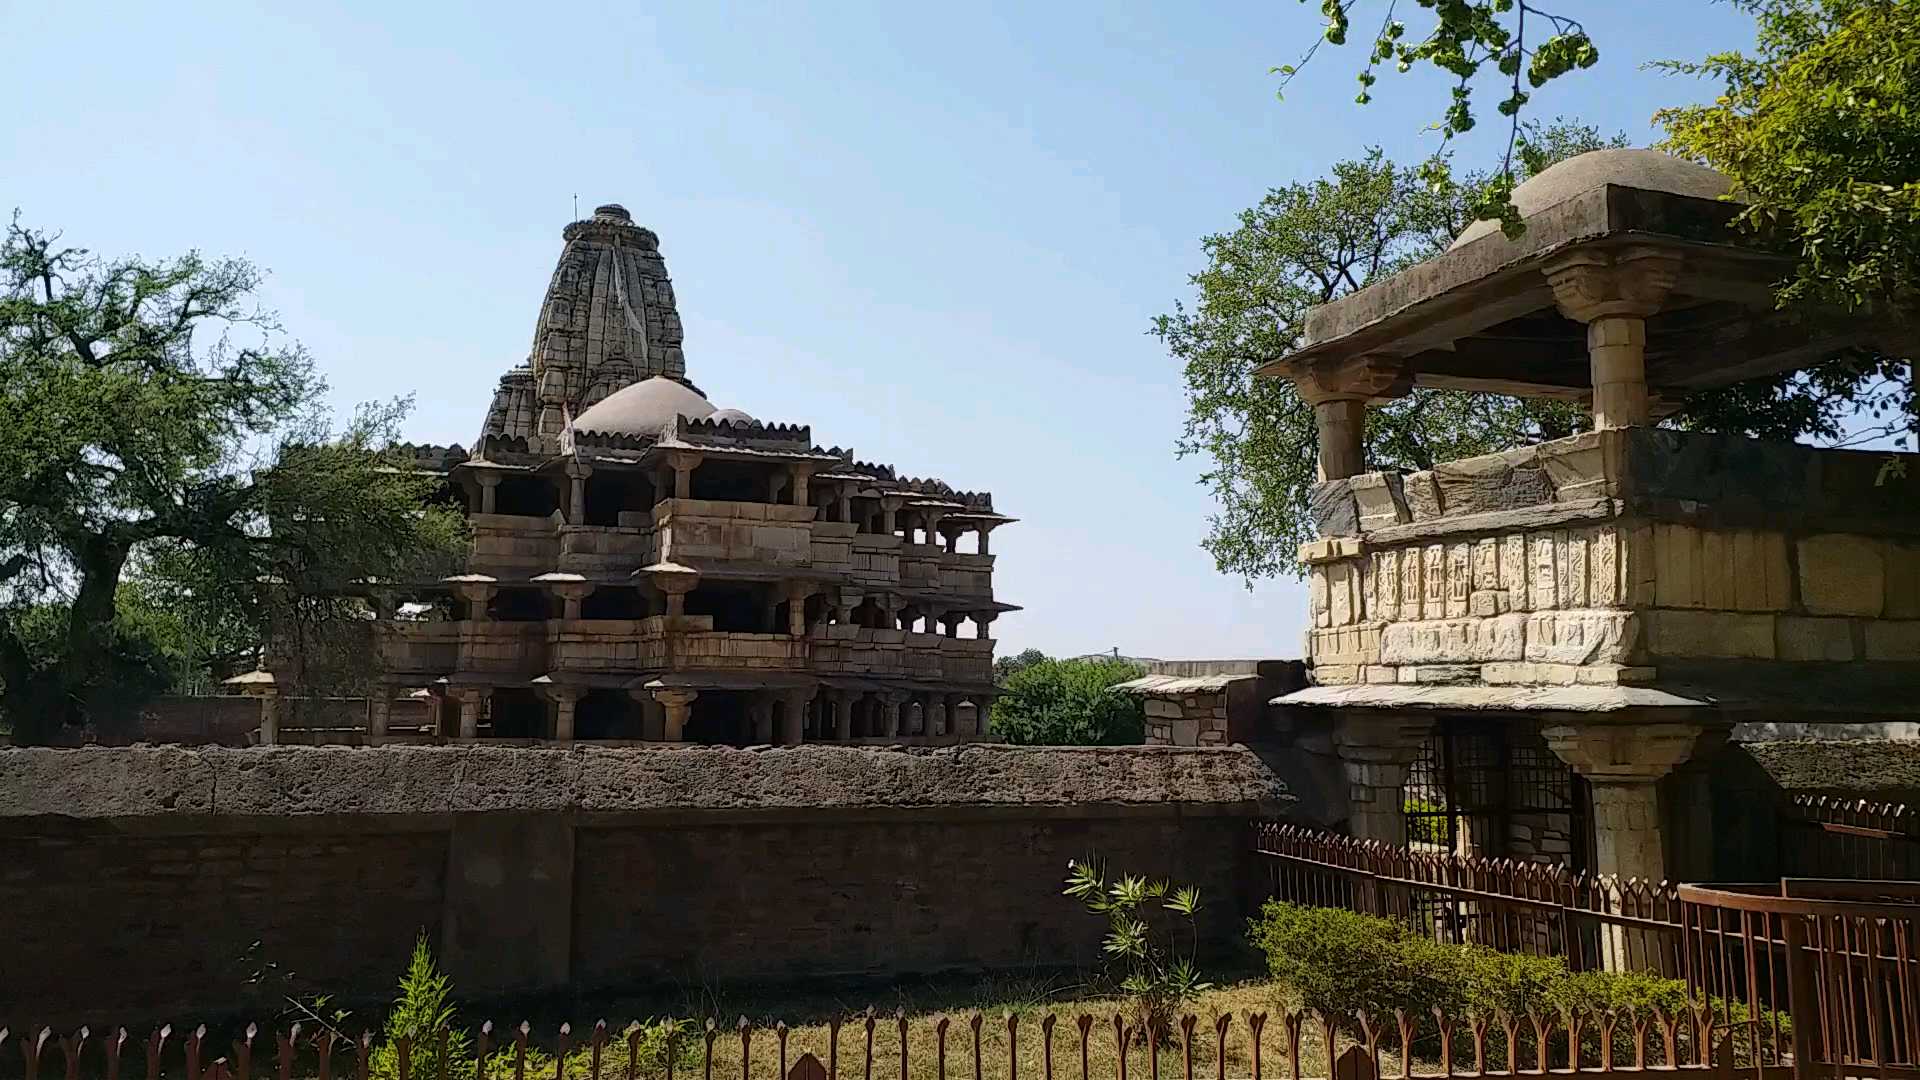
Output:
1544,719,1708,970
1276,356,1409,482
474,472,501,515
666,450,702,500
452,579,498,622
786,583,813,636
789,464,813,507
945,694,967,736
652,688,698,742
648,565,698,621
368,684,393,744
924,511,944,547
836,490,853,523
880,498,900,537
976,524,992,555
882,694,904,738
1330,714,1435,845
1543,246,1683,430
926,695,947,736
451,687,486,740
256,690,281,746
780,690,810,745
749,695,775,744
549,579,594,620
973,611,996,640
564,461,592,523
548,686,582,742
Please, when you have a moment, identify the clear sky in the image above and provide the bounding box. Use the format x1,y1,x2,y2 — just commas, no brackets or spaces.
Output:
3,0,1753,660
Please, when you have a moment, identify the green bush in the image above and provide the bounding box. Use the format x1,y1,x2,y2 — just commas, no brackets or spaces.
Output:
1066,859,1212,1041
369,935,474,1080
991,658,1145,745
1249,902,1467,1028
485,1020,697,1079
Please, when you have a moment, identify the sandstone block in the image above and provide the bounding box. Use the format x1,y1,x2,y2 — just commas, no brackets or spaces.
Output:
1350,472,1411,530
1888,544,1920,619
1482,661,1579,686
1776,617,1856,661
1572,664,1658,685
1525,611,1640,665
1312,664,1359,685
1399,664,1479,684
1380,613,1526,665
1799,534,1886,617
1646,610,1775,659
1362,665,1399,684
1865,622,1920,662
1404,472,1444,521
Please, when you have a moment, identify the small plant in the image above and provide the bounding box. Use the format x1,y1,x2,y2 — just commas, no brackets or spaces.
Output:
1064,858,1212,1042
369,935,474,1080
1248,901,1466,1033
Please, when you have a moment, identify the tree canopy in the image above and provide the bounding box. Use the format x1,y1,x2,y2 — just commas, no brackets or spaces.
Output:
989,655,1146,746
0,220,466,742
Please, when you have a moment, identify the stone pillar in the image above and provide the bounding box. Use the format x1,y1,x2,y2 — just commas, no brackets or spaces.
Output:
475,472,501,515
882,695,904,738
880,499,899,537
667,450,702,499
924,511,944,547
452,688,486,740
926,695,947,736
945,694,967,736
836,490,853,523
549,687,582,742
453,579,498,621
786,583,812,636
974,611,996,641
257,691,281,745
1330,714,1435,845
563,461,592,523
977,523,992,555
652,688,698,742
767,471,787,504
550,580,594,620
789,464,812,506
749,696,775,744
1544,719,1707,970
648,565,698,620
1543,246,1682,431
1276,356,1408,482
368,686,393,744
779,690,809,745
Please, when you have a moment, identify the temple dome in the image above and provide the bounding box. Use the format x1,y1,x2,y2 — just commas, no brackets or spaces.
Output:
572,376,714,435
708,408,755,426
1450,149,1735,250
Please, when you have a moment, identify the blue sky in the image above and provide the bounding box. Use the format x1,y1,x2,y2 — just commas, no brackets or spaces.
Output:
4,0,1753,659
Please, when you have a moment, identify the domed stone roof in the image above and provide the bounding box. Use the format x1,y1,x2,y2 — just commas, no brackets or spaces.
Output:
572,376,714,435
708,408,756,426
1450,149,1736,250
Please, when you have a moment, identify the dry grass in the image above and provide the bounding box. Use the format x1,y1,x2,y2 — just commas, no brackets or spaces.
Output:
586,979,1370,1080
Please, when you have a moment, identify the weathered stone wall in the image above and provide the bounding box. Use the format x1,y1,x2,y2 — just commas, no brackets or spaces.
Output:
0,744,1285,1027
1299,429,1920,702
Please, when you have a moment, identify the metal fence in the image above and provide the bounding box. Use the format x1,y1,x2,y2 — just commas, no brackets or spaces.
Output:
0,1006,1742,1080
1781,797,1920,881
1253,823,1681,972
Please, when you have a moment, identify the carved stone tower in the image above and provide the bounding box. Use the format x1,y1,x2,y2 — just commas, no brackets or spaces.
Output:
479,204,688,453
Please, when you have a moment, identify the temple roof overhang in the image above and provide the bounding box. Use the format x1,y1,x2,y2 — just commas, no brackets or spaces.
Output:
1255,181,1914,401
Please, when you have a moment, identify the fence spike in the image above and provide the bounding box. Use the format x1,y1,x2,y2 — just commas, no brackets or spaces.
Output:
1246,1012,1267,1080
107,1028,127,1080
1497,1012,1518,1077
704,1019,718,1080
1468,1013,1487,1078
828,1016,842,1080
630,1022,647,1080
1006,1014,1019,1080
1629,1008,1648,1070
514,1023,530,1080
969,1014,982,1080
867,1010,880,1080
1074,1016,1093,1080
1430,1008,1451,1078
357,1033,371,1080
1145,1020,1159,1080
1211,1015,1228,1080
1561,1010,1581,1072
1598,1010,1618,1073
59,1025,88,1080
317,1028,335,1080
394,1035,410,1080
477,1022,493,1080
557,1023,572,1080
1392,1011,1412,1080
1111,1015,1128,1080
937,1018,951,1080
738,1017,751,1080
777,1023,789,1080
1180,1015,1197,1080
589,1021,607,1080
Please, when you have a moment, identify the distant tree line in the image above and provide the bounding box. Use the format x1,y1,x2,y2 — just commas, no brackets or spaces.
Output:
989,649,1145,746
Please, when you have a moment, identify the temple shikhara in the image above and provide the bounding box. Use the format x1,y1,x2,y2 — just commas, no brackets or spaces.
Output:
1259,150,1920,888
330,204,1016,745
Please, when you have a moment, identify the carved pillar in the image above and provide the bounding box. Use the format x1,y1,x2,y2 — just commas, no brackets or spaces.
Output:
779,690,810,745
368,685,393,744
451,687,486,740
1276,356,1409,482
1331,714,1435,845
973,611,997,640
976,523,992,555
1544,718,1708,970
836,490,853,523
548,686,582,742
882,694,904,738
257,690,281,746
648,564,699,620
786,583,813,636
880,498,900,537
789,464,813,507
475,472,502,515
945,694,967,737
548,579,595,620
452,579,498,621
666,449,703,500
1543,246,1682,430
652,688,698,742
926,695,947,736
561,461,592,523
749,695,775,744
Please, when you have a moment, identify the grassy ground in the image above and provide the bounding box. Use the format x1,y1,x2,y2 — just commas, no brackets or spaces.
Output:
501,975,1364,1080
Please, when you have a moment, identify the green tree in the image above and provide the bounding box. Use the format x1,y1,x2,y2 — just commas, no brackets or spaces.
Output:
0,220,466,742
990,656,1146,745
1658,0,1918,440
1154,129,1596,581
1158,123,1900,581
993,646,1049,682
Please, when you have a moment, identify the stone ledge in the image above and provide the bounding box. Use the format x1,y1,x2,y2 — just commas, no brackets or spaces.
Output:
0,743,1291,824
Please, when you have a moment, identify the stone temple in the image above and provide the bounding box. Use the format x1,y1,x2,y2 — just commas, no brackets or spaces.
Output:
358,204,1016,745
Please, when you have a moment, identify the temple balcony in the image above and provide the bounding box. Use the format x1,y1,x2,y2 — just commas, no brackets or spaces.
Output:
1296,427,1920,717
467,513,560,578
555,523,658,575
379,620,549,677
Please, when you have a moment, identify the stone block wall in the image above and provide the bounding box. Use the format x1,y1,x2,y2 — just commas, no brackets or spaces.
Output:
0,744,1286,1027
1299,429,1920,699
1143,694,1230,746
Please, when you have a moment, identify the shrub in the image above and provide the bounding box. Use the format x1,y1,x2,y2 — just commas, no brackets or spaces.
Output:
1403,797,1451,846
1460,947,1569,1017
1249,902,1467,1029
1065,859,1212,1040
992,658,1145,745
369,935,474,1080
486,1020,698,1079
